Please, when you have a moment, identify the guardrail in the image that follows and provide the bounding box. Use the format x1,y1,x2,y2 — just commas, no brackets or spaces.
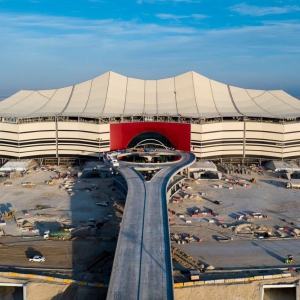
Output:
173,273,292,288
1,271,107,288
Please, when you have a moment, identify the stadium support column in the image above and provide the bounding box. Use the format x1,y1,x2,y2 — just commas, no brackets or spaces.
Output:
96,138,102,160
55,115,59,165
17,118,20,161
243,117,246,165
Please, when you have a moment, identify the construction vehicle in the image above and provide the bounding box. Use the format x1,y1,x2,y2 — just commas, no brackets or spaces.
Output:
4,210,17,219
286,182,300,189
251,178,257,183
43,230,71,240
285,254,293,264
44,180,54,185
35,205,51,210
21,182,35,187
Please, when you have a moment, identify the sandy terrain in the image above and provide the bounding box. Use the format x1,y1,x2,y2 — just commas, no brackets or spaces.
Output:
170,167,300,269
0,160,124,299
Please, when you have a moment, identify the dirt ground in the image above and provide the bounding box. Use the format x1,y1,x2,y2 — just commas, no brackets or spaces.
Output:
0,160,124,296
169,168,300,245
174,275,300,300
0,278,107,300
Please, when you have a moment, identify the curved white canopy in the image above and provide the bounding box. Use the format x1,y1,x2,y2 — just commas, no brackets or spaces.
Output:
1,71,299,119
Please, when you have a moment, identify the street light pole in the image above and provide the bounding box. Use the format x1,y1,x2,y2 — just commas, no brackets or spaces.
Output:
96,138,102,160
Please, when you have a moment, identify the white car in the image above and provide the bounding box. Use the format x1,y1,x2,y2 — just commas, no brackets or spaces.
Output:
29,255,45,262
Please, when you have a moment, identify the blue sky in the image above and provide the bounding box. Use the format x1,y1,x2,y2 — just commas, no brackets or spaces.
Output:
0,0,300,98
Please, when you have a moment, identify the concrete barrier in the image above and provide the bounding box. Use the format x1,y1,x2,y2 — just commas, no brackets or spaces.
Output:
95,283,105,287
6,271,105,288
224,279,235,283
174,283,184,288
194,281,204,285
183,282,194,287
172,272,290,289
214,279,225,284
45,276,55,281
63,279,74,284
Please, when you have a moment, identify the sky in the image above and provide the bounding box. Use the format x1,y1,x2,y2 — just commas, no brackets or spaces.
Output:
0,0,300,98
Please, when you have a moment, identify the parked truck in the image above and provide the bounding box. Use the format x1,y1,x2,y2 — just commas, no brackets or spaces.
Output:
43,230,71,240
286,182,300,189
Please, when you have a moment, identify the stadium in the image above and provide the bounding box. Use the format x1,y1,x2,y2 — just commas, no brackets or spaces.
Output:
0,70,300,163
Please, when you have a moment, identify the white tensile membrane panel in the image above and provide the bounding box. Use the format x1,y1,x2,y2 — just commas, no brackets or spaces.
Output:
82,72,110,117
248,90,296,118
175,72,199,118
269,90,300,115
271,90,300,108
1,71,300,119
29,87,73,117
230,86,273,118
144,80,157,116
0,90,34,116
123,77,145,116
2,91,55,117
210,79,240,116
62,80,92,116
192,72,219,118
157,77,177,116
103,72,127,117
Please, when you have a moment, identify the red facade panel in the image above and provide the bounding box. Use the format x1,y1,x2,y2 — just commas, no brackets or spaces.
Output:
110,122,191,152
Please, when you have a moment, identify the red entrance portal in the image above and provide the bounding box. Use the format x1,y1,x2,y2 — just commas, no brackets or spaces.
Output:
110,122,191,152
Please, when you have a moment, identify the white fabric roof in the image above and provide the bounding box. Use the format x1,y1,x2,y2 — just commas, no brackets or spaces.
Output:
1,71,299,119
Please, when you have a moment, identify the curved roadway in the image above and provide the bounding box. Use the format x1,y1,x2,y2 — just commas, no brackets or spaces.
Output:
107,152,195,300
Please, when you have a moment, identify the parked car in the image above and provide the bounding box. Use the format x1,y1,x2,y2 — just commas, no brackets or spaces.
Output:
29,255,45,262
96,201,109,207
213,200,222,205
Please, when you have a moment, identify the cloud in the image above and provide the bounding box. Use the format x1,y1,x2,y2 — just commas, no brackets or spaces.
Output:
191,14,207,19
138,0,201,4
230,3,300,16
156,13,189,20
156,13,207,21
0,13,299,96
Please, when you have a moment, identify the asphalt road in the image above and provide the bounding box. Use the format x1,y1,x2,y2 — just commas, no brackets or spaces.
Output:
107,152,196,300
176,238,300,269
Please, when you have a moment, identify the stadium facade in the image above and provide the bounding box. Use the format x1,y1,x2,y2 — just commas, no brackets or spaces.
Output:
0,71,300,162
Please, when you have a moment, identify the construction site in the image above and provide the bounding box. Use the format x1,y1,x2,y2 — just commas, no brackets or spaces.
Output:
168,161,300,300
1,156,300,299
0,159,125,299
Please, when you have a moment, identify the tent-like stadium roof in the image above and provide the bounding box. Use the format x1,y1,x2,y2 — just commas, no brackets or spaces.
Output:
1,71,300,119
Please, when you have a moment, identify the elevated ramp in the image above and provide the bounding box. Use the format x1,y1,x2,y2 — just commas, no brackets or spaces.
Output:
107,152,195,300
